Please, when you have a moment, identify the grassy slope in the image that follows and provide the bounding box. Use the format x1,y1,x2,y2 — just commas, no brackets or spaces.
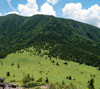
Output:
0,51,100,89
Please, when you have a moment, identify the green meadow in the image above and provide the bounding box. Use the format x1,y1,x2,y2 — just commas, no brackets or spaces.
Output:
0,50,100,89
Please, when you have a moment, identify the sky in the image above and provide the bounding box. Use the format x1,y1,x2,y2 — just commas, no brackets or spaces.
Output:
0,0,100,27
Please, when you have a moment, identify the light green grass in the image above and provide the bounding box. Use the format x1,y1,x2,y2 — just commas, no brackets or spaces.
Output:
0,51,100,89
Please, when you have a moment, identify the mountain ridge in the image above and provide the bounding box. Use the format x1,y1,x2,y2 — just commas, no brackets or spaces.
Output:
0,14,100,67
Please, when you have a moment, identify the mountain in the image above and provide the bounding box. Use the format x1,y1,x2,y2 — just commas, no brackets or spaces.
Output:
0,14,100,67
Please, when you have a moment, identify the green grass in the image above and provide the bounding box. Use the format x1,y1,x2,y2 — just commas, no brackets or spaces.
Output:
0,51,100,89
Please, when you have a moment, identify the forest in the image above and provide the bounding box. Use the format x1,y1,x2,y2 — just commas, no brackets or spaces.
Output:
0,14,100,67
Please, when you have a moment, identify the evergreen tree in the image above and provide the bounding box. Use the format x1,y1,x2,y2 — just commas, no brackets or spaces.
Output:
88,78,95,89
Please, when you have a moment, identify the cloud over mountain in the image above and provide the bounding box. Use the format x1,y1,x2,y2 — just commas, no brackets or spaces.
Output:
1,0,100,28
17,0,56,16
40,3,56,16
0,13,2,16
62,3,100,27
18,0,38,16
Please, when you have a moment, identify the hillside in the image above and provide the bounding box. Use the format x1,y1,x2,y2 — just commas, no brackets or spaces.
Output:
0,50,100,89
0,14,100,67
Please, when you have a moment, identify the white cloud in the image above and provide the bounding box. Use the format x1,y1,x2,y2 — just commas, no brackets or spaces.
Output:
47,0,59,5
62,3,100,28
18,0,38,16
6,0,16,10
17,0,56,16
6,11,19,15
0,13,2,16
40,3,56,16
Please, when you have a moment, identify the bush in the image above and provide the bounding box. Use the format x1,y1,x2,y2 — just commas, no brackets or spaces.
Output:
22,74,36,88
64,62,68,65
36,77,42,82
62,81,65,85
88,78,95,89
7,72,10,77
52,60,55,63
11,63,14,66
98,67,100,71
22,82,39,88
69,76,72,80
56,62,59,66
66,75,72,80
17,64,20,68
45,77,49,83
10,80,15,83
23,74,34,84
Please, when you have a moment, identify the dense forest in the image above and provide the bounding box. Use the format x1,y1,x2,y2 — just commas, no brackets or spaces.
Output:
0,14,100,67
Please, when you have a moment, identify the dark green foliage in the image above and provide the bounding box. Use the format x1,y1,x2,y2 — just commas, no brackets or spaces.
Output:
7,72,10,77
10,79,15,83
22,82,40,88
62,81,65,85
17,64,20,68
23,74,34,84
88,78,95,89
64,62,68,65
66,76,72,80
11,63,14,66
51,60,55,63
36,77,42,82
90,74,96,78
98,67,100,71
69,76,72,80
45,77,49,83
56,62,59,66
0,14,100,67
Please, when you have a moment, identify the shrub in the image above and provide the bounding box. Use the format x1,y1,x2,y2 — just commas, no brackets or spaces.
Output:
7,72,10,77
62,81,65,85
69,76,72,80
88,78,95,89
66,75,72,80
98,67,100,71
17,64,20,68
56,62,59,66
64,62,68,65
45,77,49,83
36,77,42,82
23,74,34,84
11,63,14,66
52,60,55,63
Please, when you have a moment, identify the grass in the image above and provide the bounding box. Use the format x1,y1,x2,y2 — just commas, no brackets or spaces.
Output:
0,50,100,89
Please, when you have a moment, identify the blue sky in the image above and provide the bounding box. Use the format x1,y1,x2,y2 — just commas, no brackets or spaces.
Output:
0,0,100,27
